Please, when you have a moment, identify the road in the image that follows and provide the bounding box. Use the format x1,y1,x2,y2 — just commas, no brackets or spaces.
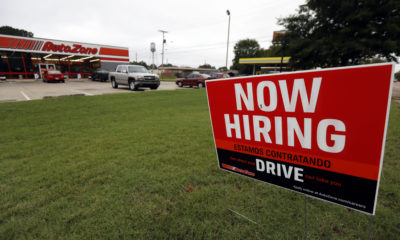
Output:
0,80,183,102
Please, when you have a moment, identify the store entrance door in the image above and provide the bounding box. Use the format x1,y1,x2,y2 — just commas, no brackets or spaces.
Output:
39,64,56,79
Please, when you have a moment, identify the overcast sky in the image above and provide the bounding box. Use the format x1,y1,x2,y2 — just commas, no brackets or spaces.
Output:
1,0,306,68
2,0,399,72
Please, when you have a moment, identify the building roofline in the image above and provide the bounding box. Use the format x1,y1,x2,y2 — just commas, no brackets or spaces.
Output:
0,33,128,50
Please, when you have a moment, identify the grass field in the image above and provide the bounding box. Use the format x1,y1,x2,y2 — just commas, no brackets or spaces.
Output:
159,75,177,82
0,90,399,239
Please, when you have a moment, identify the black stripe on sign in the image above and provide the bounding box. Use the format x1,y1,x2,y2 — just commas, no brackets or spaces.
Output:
216,148,377,214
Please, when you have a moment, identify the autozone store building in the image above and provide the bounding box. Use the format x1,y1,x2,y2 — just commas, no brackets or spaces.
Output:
0,34,129,79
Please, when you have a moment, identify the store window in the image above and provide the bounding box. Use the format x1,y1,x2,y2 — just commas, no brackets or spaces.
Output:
7,52,24,78
60,62,69,75
8,52,23,72
23,53,34,78
0,52,9,73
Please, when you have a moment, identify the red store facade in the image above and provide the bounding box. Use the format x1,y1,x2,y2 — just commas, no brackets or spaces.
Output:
0,34,129,79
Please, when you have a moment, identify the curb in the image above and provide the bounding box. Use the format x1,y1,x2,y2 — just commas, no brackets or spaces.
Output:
43,94,85,99
4,79,91,83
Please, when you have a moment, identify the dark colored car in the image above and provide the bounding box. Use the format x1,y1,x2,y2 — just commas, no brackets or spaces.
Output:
176,73,211,88
209,73,230,80
43,70,65,83
92,68,109,82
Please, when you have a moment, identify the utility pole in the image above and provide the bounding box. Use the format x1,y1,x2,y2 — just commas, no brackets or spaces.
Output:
225,10,231,70
158,30,168,80
150,42,156,72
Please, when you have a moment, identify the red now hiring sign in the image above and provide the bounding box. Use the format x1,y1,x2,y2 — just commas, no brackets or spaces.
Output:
206,63,394,215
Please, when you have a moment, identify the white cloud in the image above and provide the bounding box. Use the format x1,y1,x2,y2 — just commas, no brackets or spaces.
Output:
0,0,304,68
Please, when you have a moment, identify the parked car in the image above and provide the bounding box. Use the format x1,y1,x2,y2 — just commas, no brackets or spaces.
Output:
109,65,160,90
176,73,211,88
92,68,109,82
0,74,6,81
209,73,230,80
43,70,65,83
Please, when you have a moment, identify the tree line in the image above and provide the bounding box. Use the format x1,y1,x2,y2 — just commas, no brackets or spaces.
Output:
231,0,400,74
2,0,400,78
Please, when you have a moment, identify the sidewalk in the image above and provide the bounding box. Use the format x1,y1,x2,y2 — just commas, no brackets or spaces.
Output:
2,78,91,83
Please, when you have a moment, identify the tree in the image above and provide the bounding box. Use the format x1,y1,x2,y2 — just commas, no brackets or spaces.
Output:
159,63,175,67
277,0,400,69
149,64,157,69
0,25,33,37
232,39,262,74
395,71,400,81
131,61,148,69
198,63,215,69
259,44,281,58
360,57,388,64
218,66,228,72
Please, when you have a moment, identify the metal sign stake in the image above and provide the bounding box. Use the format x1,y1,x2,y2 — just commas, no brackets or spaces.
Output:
368,215,373,240
304,197,307,239
254,181,258,224
224,176,258,225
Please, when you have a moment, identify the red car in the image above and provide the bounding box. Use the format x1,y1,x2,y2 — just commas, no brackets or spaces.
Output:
209,72,230,80
43,70,65,83
176,73,211,88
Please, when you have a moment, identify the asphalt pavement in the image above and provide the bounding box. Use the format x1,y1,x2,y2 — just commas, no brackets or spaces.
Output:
0,79,183,102
1,79,399,103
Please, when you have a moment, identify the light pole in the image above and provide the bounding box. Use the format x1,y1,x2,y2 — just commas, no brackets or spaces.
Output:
225,10,231,71
150,42,156,72
158,30,168,80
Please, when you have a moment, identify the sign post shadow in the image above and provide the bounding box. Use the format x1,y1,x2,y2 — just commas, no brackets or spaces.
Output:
224,176,258,225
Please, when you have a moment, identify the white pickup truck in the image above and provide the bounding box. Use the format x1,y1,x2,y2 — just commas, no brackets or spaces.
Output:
109,65,160,90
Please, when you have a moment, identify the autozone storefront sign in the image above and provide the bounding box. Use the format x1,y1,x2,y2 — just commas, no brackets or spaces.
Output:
41,41,98,55
206,63,394,215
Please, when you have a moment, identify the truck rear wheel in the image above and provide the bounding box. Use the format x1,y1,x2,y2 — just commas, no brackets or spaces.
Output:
111,79,118,88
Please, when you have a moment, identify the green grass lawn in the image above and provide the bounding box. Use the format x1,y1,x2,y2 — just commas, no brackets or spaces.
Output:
159,75,177,82
0,90,399,239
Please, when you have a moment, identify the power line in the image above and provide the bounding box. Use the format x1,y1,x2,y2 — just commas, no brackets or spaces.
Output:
165,36,273,54
133,34,274,58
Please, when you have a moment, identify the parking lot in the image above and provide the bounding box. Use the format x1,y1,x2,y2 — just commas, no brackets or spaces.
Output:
0,79,183,102
392,81,400,105
1,79,400,103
